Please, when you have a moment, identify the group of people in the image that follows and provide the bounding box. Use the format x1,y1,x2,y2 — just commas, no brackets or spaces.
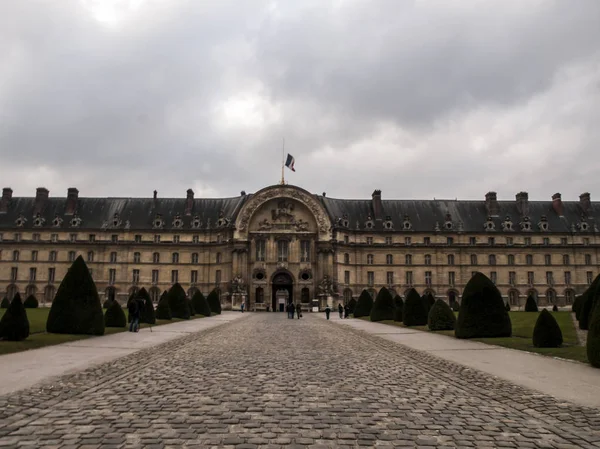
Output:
325,303,351,320
286,302,303,319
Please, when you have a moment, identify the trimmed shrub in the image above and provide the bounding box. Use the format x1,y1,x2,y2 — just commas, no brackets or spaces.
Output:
505,302,511,312
451,300,460,312
46,256,104,335
533,309,563,348
1,297,9,309
347,298,357,315
552,304,558,312
525,295,538,312
422,293,435,316
0,293,30,341
138,288,155,324
370,287,395,322
403,288,428,326
206,289,222,315
573,295,582,314
455,272,511,339
353,290,374,318
167,283,191,320
103,298,113,309
579,275,600,329
428,299,456,331
188,298,196,316
587,293,600,367
393,295,404,322
192,291,211,317
155,291,171,320
23,295,39,308
104,299,126,328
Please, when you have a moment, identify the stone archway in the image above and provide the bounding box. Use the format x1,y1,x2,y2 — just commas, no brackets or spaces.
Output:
272,271,294,312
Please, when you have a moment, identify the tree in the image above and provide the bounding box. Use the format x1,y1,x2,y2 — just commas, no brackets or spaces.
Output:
207,289,222,315
428,299,456,331
347,298,357,315
579,274,600,330
46,256,104,335
104,299,126,328
422,293,435,316
155,291,171,320
525,295,538,312
1,297,9,309
188,298,196,316
370,287,395,322
533,309,563,348
137,288,155,324
552,304,558,312
455,272,511,339
23,295,39,308
192,291,211,317
403,288,428,326
353,290,373,318
167,283,191,320
587,292,600,368
573,295,583,315
393,295,404,322
0,293,30,341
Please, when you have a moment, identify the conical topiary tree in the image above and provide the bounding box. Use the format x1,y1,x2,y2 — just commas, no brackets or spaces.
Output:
188,298,196,316
370,287,395,322
1,297,10,309
505,301,511,312
422,293,435,316
455,272,512,339
393,295,404,322
525,295,538,312
428,299,456,331
587,292,600,367
552,304,558,312
192,291,211,317
451,300,460,312
23,295,39,308
155,291,171,320
46,256,104,335
138,288,155,324
533,309,563,348
104,298,126,328
579,274,600,330
206,289,222,315
403,288,428,326
103,298,113,309
573,295,583,315
0,293,30,341
167,283,191,320
347,297,357,315
353,290,374,318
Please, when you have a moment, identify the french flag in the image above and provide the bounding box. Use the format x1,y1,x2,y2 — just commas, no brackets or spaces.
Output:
285,153,295,172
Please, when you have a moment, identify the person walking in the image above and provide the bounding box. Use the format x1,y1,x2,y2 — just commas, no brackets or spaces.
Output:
128,297,140,332
289,302,295,319
296,303,302,319
338,303,343,319
241,302,245,313
325,305,331,320
344,304,349,319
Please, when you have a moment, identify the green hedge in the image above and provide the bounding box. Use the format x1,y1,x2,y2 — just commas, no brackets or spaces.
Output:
524,295,538,312
23,295,39,308
579,274,600,330
393,295,404,322
587,294,600,367
156,291,171,320
422,293,435,316
104,299,127,328
403,288,428,326
353,290,373,318
370,287,395,322
428,299,456,331
192,291,211,317
206,290,222,315
0,293,30,341
167,283,191,320
533,309,563,348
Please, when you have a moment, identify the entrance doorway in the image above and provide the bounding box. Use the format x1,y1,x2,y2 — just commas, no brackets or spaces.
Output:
272,271,293,312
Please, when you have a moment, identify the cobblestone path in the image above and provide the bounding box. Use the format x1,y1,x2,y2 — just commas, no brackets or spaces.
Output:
1,314,600,448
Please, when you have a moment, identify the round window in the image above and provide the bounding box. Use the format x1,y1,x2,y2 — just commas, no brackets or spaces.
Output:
445,222,453,229
301,272,310,281
255,272,265,280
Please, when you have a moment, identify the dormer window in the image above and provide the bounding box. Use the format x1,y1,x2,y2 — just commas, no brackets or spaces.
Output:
578,220,590,232
217,217,229,227
70,214,82,228
340,213,350,228
52,215,63,227
364,214,374,229
33,214,45,227
15,215,27,227
444,213,453,230
383,216,393,230
191,215,202,229
502,216,513,231
402,214,412,230
172,214,183,229
484,217,495,231
538,215,549,232
111,213,122,228
153,214,164,229
520,216,532,232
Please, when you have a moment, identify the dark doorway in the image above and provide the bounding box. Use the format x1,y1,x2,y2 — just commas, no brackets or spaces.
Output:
272,271,293,312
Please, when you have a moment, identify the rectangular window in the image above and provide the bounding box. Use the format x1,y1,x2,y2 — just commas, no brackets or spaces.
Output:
406,271,413,285
405,254,412,265
588,271,594,285
29,267,37,282
109,269,116,285
366,237,373,245
110,234,118,243
173,235,180,244
367,271,374,286
14,233,21,242
470,254,478,265
546,271,554,286
448,254,455,265
344,270,350,284
367,254,374,265
172,253,179,264
87,251,94,262
447,237,454,245
405,237,411,245
526,254,533,265
344,235,349,244
488,237,495,245
545,254,552,265
509,271,516,286
70,233,77,242
506,237,513,246
216,270,222,284
565,271,571,285
192,235,200,244
585,254,592,265
51,233,58,243
584,238,590,246
386,254,393,264
256,240,266,261
152,270,159,284
154,234,161,243
135,234,142,243
489,255,496,265
448,271,455,286
425,271,432,286
524,237,531,246
48,267,55,283
133,252,141,263
424,237,430,245
563,254,570,265
469,237,476,245
543,238,550,246
385,236,392,245
10,267,18,281
33,233,40,242
132,269,140,284
12,250,19,262
68,251,76,262
490,271,497,284
191,270,198,284
301,240,311,262
89,234,96,242
528,271,535,285
561,237,568,245
49,251,57,262
508,254,515,265
171,270,178,284
31,250,38,262
153,252,160,263
110,252,117,263
277,240,289,262
386,271,394,285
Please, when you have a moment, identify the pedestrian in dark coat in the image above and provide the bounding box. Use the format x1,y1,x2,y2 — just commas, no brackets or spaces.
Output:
296,304,302,319
289,303,295,319
325,305,331,320
338,303,343,319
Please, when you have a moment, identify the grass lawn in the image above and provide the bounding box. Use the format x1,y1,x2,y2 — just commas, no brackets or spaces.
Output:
360,312,588,364
0,307,208,356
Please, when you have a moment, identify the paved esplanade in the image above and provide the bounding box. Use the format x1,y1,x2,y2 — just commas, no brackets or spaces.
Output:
1,314,599,448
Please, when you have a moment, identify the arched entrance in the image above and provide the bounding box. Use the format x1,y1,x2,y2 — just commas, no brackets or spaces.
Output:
272,271,293,312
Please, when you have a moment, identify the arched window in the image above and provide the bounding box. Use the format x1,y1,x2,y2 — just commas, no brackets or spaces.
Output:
526,254,533,265
470,254,477,265
25,285,37,297
489,254,496,266
255,287,264,304
216,252,223,263
191,253,199,264
565,289,574,305
447,254,455,265
44,285,56,304
12,250,19,261
301,288,310,303
424,254,431,265
509,290,519,306
153,252,160,263
405,254,412,265
386,254,393,265
344,253,350,264
172,252,179,264
546,289,556,305
367,254,374,265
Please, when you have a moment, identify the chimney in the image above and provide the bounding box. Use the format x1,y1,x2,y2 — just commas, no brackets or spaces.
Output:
485,191,499,217
552,193,564,217
0,188,12,213
372,189,383,220
580,192,591,215
153,190,157,199
33,187,49,215
65,187,79,215
185,189,194,215
516,191,529,216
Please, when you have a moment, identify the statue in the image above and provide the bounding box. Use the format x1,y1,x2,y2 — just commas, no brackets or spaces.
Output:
318,275,333,295
258,218,272,230
231,274,246,293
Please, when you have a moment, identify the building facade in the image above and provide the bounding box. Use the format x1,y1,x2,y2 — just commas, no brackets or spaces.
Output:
0,184,597,309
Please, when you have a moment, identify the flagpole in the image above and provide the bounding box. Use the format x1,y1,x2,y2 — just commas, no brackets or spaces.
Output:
281,138,285,185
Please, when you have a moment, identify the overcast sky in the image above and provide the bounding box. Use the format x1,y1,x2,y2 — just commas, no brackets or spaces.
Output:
1,0,599,201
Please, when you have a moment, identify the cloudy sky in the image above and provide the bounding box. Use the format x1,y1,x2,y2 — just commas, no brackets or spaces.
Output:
1,0,599,201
